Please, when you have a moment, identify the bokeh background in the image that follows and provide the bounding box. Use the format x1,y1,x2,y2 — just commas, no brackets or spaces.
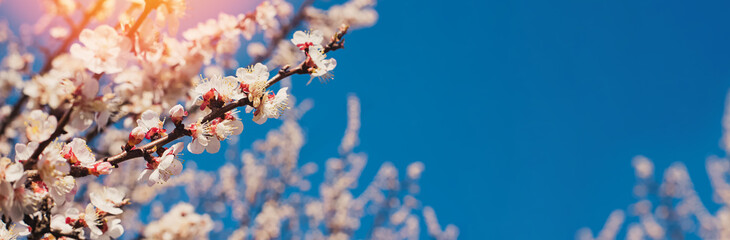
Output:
5,0,730,239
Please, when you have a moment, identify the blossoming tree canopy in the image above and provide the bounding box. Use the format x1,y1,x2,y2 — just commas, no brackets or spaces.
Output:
0,0,458,239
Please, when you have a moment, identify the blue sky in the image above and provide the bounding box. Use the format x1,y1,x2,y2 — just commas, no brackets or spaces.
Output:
6,0,730,239
320,0,730,238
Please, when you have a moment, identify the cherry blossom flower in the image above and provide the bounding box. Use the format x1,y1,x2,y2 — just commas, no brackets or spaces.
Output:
128,126,147,146
90,187,125,215
291,30,324,50
236,63,270,108
0,157,25,221
143,202,213,239
14,142,37,163
210,117,244,143
256,1,279,30
0,157,22,183
187,113,243,154
62,138,95,167
138,142,184,186
27,143,74,204
69,25,131,74
90,218,124,240
64,73,117,133
84,203,102,236
169,104,187,124
307,45,337,84
186,122,216,154
90,161,113,176
0,219,30,239
50,207,83,235
23,74,73,109
136,110,166,139
248,87,289,124
24,110,57,142
48,175,74,204
193,75,246,111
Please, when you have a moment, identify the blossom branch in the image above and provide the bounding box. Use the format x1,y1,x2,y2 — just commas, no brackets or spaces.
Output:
24,105,75,169
75,98,251,176
70,28,352,177
266,24,349,88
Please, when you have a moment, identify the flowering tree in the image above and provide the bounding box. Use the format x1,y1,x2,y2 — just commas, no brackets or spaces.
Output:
577,93,730,240
0,0,458,239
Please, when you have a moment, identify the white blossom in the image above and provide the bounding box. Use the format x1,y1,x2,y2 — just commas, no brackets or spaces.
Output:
136,110,166,139
169,104,188,124
90,187,126,215
0,157,22,183
188,116,243,154
143,202,213,240
193,75,246,110
138,142,184,186
24,110,57,142
51,207,83,234
236,63,270,108
307,45,336,84
291,30,324,50
90,218,124,240
248,87,289,124
69,25,131,74
0,220,30,239
62,138,95,167
85,203,102,236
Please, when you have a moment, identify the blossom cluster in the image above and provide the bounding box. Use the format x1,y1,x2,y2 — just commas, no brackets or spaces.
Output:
0,0,456,239
577,93,730,239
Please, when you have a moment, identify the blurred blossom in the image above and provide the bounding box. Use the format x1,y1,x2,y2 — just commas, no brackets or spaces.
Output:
578,92,730,239
144,202,214,240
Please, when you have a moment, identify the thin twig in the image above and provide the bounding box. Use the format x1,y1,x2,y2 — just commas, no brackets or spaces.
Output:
126,1,159,39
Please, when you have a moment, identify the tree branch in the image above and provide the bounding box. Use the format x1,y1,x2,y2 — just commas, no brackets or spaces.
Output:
70,25,351,177
126,1,159,39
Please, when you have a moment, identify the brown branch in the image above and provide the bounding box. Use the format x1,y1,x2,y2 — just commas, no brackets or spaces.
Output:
265,62,309,89
0,95,27,137
93,98,252,170
71,25,351,177
323,24,349,54
125,1,159,39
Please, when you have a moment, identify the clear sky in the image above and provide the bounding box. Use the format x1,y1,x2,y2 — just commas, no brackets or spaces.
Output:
5,0,730,239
